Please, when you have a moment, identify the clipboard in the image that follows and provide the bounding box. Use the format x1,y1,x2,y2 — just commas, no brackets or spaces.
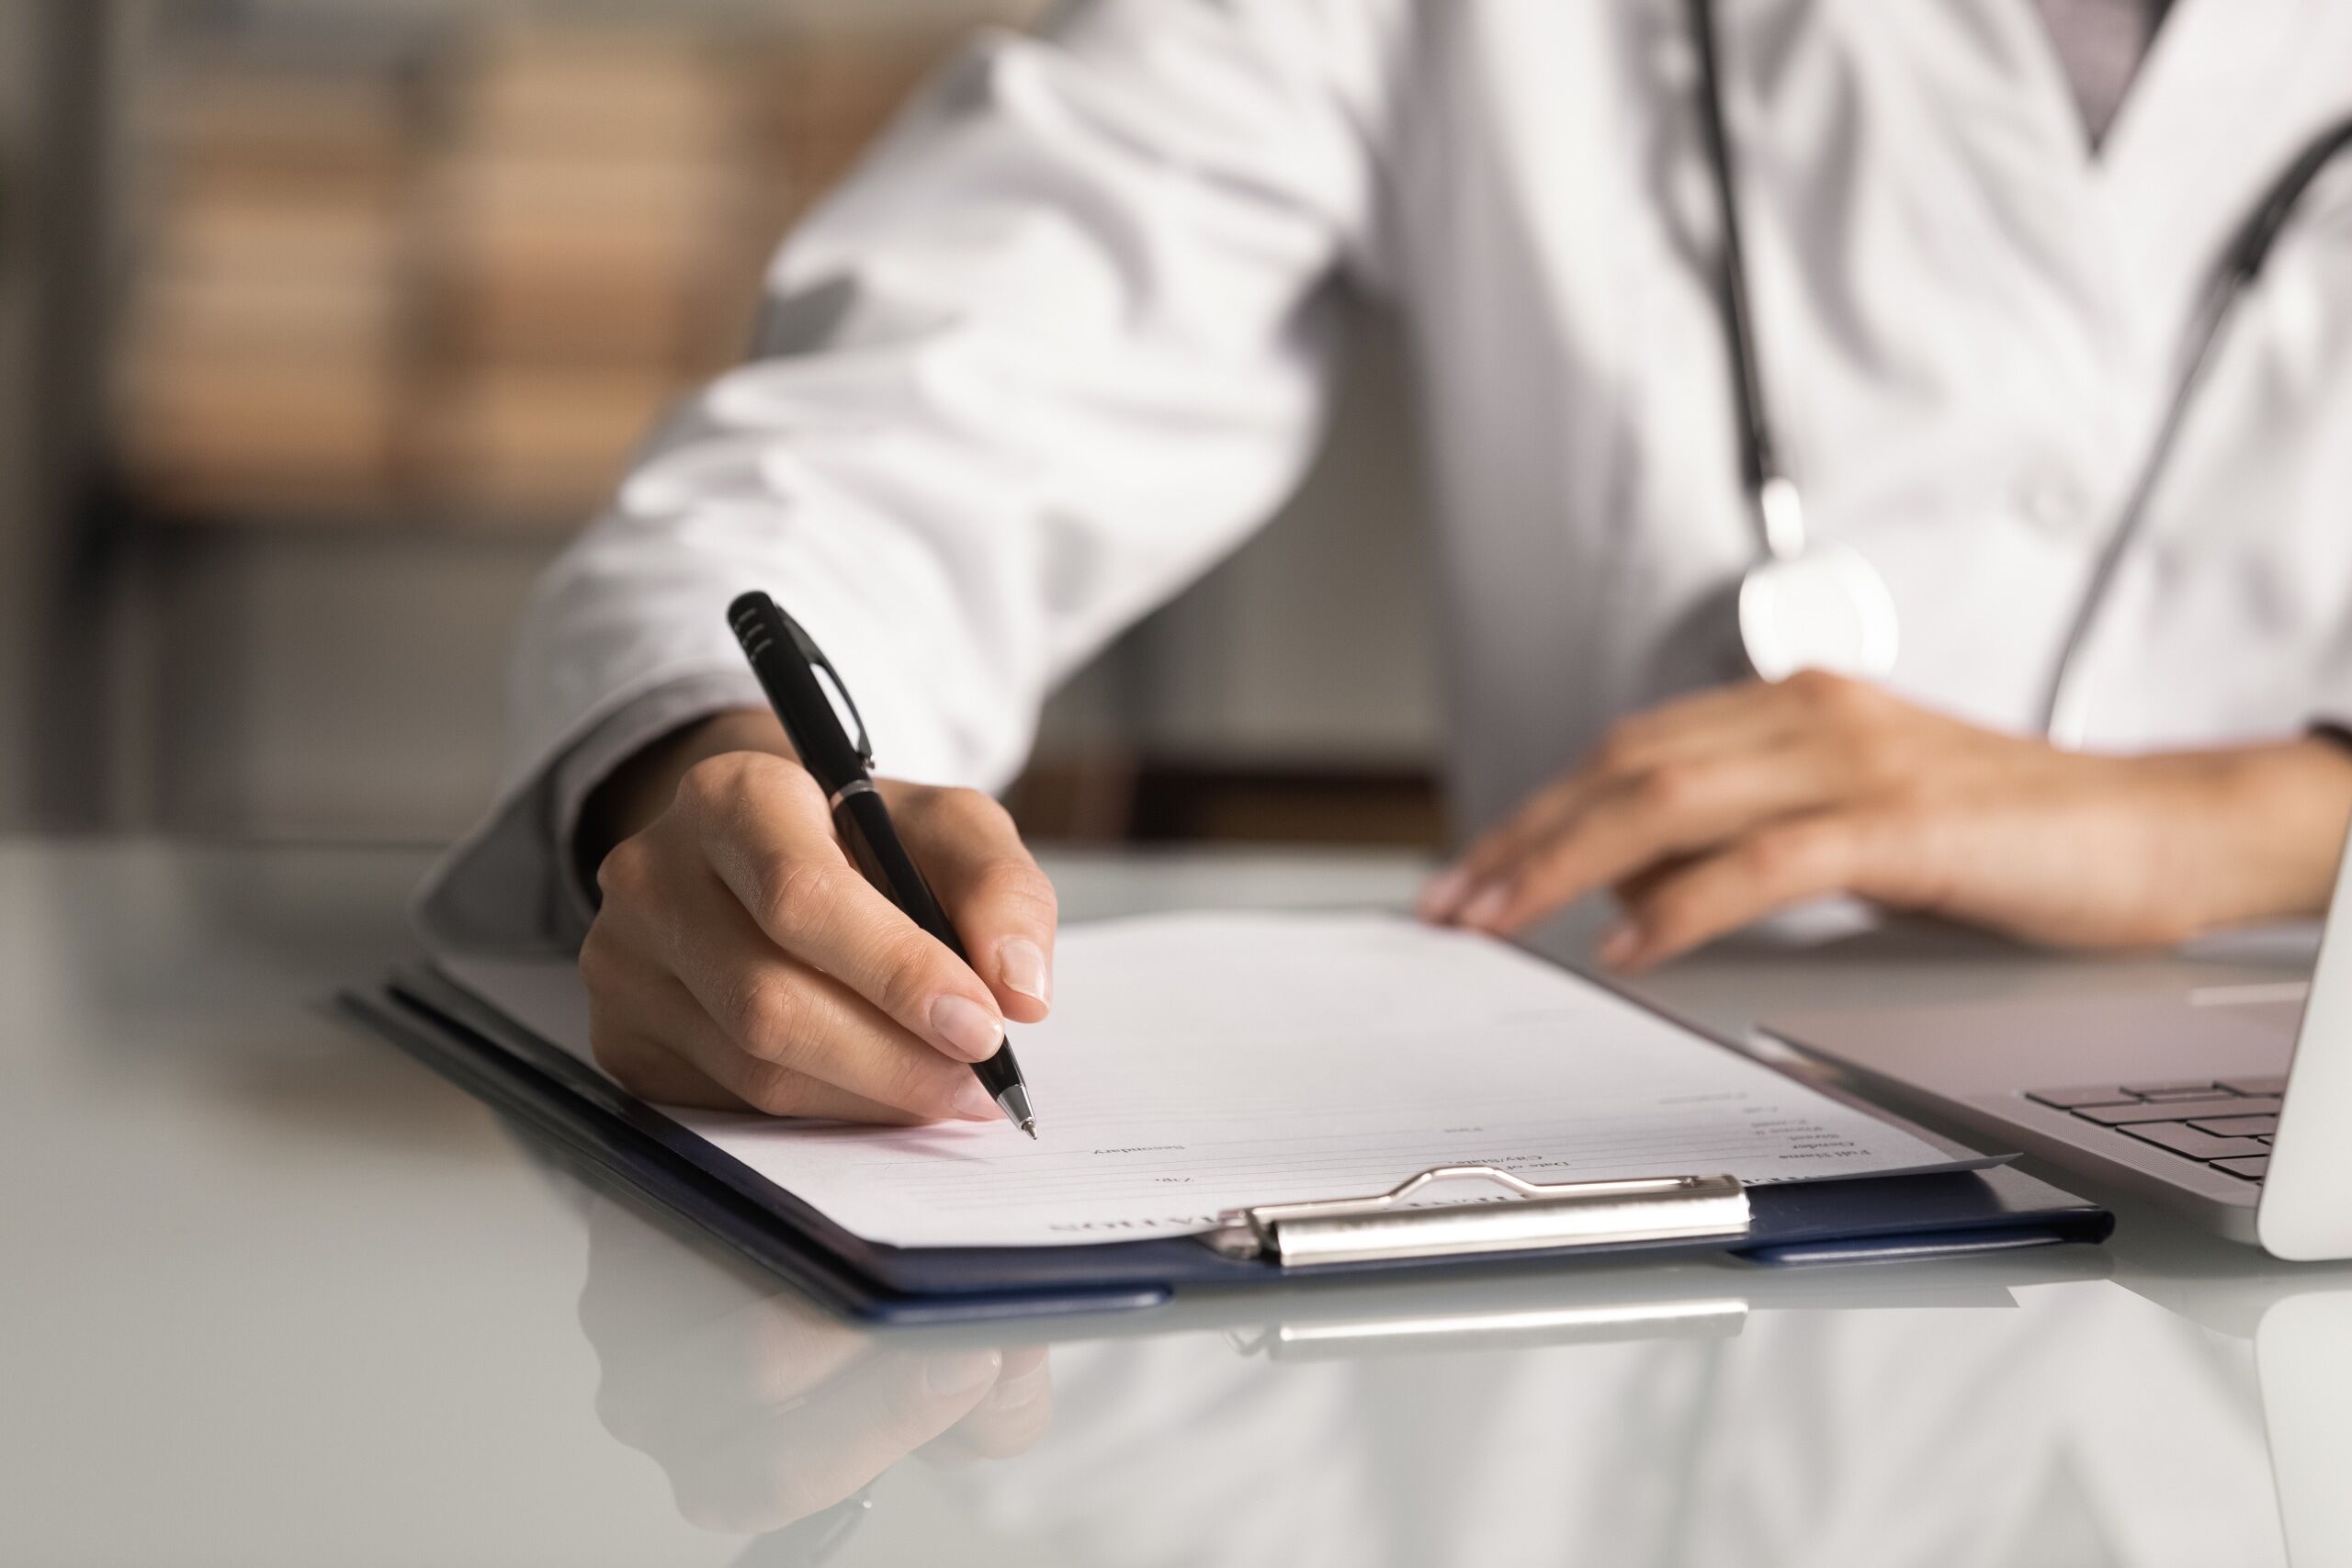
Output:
342,962,2113,1324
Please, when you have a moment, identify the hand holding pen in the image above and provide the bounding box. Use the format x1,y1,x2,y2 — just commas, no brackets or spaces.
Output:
728,592,1037,1134
570,600,1054,1131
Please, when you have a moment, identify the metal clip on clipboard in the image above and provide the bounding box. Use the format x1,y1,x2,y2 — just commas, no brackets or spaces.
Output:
1204,1166,1753,1268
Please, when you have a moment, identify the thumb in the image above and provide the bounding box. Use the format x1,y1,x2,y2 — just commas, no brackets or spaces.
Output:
887,785,1057,1024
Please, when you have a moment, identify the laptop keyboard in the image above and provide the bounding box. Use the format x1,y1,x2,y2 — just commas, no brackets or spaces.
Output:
2027,1077,2285,1183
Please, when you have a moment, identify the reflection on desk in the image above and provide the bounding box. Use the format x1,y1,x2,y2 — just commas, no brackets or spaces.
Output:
579,1186,2304,1568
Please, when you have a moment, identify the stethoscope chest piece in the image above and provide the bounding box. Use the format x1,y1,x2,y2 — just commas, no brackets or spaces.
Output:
1688,0,2352,710
1731,476,1899,682
1736,538,1900,682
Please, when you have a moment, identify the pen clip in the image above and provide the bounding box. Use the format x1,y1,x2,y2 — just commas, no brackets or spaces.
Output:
777,608,875,770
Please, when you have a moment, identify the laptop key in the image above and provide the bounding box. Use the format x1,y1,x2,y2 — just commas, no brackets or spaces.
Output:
2027,1085,2139,1109
2212,1155,2270,1180
2217,1076,2288,1097
2122,1080,2218,1098
2122,1122,2270,1160
2188,1114,2278,1137
2075,1096,2283,1126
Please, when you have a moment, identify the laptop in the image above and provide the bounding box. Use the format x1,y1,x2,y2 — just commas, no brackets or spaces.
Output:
1766,839,2352,1259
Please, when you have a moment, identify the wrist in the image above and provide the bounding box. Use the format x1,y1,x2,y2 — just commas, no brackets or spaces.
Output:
2163,738,2352,931
576,708,794,880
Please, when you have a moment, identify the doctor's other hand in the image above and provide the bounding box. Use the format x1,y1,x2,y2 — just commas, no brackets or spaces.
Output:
576,707,1056,1123
1421,671,2352,968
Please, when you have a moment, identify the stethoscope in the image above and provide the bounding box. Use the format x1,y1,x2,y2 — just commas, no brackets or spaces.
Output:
1688,0,2352,743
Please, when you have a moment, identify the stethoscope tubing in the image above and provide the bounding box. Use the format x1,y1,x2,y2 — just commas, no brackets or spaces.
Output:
1689,0,2352,740
2037,263,2237,745
1686,0,1784,537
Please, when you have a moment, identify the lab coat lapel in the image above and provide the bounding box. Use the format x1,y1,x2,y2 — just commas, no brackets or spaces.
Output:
2091,0,2314,369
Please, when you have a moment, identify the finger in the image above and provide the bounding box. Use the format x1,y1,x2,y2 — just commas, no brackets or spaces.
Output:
591,1292,874,1459
578,1192,821,1377
1607,668,1889,750
639,901,998,1122
924,1346,1053,1462
1424,680,1813,921
1431,671,1897,925
1577,678,1812,766
1434,757,1680,921
666,1348,1005,1534
598,998,936,1125
1605,811,1881,968
585,915,967,1121
1611,851,1702,909
1420,773,1604,922
893,786,1058,1024
1598,852,1705,960
582,919,753,1110
1456,739,1849,935
673,753,1012,1066
587,1020,749,1112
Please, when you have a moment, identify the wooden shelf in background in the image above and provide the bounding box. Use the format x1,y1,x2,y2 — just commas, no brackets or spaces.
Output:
120,487,598,540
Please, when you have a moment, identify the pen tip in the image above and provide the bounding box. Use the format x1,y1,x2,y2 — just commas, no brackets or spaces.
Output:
994,1084,1035,1137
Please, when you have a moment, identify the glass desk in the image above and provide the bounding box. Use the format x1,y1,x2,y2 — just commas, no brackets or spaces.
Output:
3,838,2343,1565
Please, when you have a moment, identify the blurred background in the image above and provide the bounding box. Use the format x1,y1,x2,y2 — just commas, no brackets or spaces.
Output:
1,0,1441,853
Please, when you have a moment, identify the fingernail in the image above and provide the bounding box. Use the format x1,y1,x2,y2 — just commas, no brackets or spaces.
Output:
925,1349,1001,1397
930,994,1003,1062
1457,883,1510,929
1418,867,1470,920
1598,922,1642,968
997,937,1050,1007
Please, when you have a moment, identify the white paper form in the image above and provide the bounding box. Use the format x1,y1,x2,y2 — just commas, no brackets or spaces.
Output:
444,912,1979,1248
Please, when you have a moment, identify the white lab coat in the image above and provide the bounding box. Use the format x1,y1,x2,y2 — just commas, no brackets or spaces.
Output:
419,0,2352,951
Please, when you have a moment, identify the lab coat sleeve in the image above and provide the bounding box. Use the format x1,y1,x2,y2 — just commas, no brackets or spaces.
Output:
414,0,1398,953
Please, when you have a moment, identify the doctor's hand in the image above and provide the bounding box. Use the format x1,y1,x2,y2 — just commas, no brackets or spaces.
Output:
1421,671,2352,968
576,708,1055,1123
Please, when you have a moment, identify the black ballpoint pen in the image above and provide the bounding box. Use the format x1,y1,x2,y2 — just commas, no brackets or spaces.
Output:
727,591,1038,1137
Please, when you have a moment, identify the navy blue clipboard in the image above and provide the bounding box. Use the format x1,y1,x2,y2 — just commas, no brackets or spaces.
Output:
341,963,2112,1325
